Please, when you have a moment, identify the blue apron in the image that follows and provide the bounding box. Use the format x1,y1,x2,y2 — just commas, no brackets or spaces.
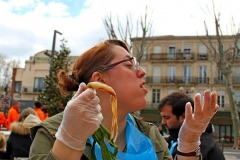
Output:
169,140,178,155
89,114,158,160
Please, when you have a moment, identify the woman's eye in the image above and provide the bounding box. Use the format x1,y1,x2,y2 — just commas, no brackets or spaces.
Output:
126,63,133,67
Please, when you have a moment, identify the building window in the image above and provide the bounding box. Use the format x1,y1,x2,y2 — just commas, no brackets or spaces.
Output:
168,66,176,83
168,46,176,59
153,46,161,54
199,66,207,84
183,66,192,83
235,90,240,111
198,44,207,60
14,81,22,93
138,46,147,60
34,78,45,92
217,68,225,84
233,67,240,84
217,91,225,110
152,89,160,108
153,66,161,83
216,45,225,59
237,44,240,59
183,44,191,59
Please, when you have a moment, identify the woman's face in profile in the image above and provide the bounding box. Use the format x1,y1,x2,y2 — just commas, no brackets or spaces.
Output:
102,45,147,113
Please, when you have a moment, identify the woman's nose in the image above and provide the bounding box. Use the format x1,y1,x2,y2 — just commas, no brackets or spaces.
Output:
137,66,146,78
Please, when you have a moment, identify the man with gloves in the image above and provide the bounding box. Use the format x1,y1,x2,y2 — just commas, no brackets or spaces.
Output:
158,91,225,160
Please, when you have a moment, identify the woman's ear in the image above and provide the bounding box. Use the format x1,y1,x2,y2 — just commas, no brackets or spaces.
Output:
91,72,105,83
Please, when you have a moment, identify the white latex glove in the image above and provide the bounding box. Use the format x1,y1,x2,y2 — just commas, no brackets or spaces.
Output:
55,83,103,151
177,90,219,153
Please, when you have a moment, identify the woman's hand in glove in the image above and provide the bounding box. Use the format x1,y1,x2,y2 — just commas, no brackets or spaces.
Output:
55,83,103,151
177,90,219,153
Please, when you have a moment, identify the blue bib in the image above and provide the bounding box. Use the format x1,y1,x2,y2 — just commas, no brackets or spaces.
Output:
169,140,178,155
89,114,158,160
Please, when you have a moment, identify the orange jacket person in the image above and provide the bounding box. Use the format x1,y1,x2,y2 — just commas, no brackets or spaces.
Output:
41,105,49,120
7,101,20,127
0,112,8,130
33,101,45,121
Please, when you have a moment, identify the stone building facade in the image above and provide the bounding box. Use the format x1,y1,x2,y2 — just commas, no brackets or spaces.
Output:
131,35,240,142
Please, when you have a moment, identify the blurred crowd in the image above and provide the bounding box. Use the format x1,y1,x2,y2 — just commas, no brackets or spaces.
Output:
0,99,48,159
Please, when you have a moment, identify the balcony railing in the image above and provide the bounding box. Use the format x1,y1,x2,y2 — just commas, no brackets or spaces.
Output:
233,77,240,84
138,53,240,62
214,78,226,84
197,53,209,60
148,53,195,61
145,76,209,85
21,86,44,93
214,77,240,85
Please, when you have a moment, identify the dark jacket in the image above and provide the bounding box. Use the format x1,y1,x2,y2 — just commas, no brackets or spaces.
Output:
5,122,32,159
165,123,225,160
29,112,172,160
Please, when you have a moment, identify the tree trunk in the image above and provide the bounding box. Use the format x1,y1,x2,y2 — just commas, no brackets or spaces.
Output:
225,74,240,149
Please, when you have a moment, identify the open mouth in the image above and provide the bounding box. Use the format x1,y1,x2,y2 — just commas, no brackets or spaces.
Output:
140,82,146,88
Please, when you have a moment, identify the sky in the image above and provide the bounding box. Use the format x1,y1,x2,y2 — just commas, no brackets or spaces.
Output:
1,0,240,67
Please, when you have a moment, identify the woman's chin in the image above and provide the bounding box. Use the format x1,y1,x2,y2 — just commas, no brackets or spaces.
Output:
134,102,147,112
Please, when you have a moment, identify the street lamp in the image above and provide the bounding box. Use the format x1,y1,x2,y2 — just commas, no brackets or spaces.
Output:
44,30,62,74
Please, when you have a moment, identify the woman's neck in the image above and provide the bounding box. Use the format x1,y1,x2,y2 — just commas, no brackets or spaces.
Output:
101,108,127,151
101,109,127,136
99,93,127,132
98,93,128,150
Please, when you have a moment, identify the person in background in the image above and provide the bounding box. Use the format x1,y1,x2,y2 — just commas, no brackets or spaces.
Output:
0,133,6,150
0,132,7,159
158,91,225,160
29,39,219,160
0,111,9,130
5,107,41,160
33,101,45,121
41,105,49,120
1,95,10,115
7,101,20,127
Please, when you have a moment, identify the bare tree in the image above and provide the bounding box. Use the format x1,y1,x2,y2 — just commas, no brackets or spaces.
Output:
102,6,153,62
0,54,7,95
0,54,20,96
4,60,20,94
199,2,240,149
102,6,153,118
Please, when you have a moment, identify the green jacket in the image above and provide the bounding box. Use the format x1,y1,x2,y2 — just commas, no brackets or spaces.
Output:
29,112,172,160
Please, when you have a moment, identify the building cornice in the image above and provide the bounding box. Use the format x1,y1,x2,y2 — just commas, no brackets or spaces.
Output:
131,35,233,41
